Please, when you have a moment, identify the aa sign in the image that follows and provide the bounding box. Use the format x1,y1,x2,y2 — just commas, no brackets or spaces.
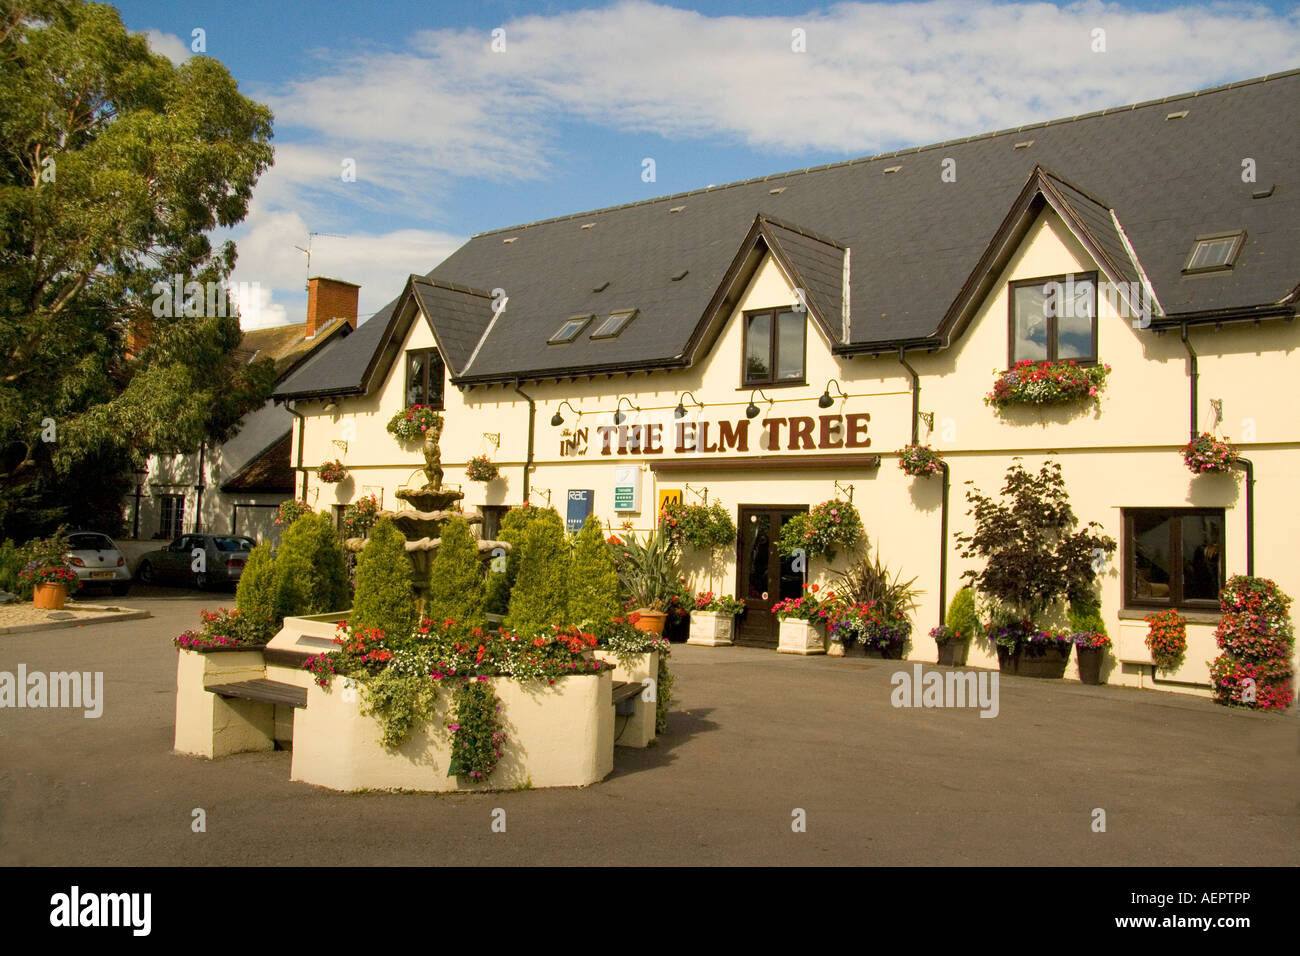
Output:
658,488,682,521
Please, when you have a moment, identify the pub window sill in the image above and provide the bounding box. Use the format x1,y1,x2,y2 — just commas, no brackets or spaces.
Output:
1118,607,1221,625
735,380,806,391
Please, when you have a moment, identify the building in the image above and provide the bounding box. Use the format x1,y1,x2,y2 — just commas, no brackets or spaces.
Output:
124,277,357,545
274,70,1299,696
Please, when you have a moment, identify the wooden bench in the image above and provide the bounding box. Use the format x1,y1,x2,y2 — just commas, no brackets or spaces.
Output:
204,679,307,709
611,680,642,715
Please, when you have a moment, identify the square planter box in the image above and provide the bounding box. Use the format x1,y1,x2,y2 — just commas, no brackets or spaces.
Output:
290,671,614,792
777,618,826,655
687,610,734,646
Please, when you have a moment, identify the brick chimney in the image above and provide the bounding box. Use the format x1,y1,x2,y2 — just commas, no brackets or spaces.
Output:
306,276,360,337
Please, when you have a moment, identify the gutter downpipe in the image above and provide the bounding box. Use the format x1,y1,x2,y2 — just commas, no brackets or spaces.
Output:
512,380,536,503
193,440,206,533
1180,323,1198,440
287,400,308,502
898,348,946,623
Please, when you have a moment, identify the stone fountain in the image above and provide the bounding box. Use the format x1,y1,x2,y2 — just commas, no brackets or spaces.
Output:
344,415,508,612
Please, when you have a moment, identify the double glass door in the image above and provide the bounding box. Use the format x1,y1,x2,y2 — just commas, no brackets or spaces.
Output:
735,505,807,646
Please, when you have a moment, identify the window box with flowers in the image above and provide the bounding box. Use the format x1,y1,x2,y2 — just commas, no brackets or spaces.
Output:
1181,433,1238,475
776,499,862,563
985,360,1111,413
772,584,840,655
898,444,944,479
687,591,745,647
317,459,348,483
465,455,500,483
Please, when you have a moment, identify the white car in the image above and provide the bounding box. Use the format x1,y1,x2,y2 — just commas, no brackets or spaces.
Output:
64,532,132,597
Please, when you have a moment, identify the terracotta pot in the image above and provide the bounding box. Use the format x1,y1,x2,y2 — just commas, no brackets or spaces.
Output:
632,610,667,635
33,583,68,610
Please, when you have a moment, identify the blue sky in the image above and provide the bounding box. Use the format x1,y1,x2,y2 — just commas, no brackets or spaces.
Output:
110,0,1300,327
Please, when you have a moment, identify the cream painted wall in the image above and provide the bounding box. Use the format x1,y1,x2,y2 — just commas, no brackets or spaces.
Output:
294,207,1299,696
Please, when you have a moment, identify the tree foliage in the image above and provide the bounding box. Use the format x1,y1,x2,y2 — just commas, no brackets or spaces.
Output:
0,0,276,539
504,515,571,638
567,514,620,627
425,515,486,627
484,503,563,614
954,460,1116,621
351,516,416,646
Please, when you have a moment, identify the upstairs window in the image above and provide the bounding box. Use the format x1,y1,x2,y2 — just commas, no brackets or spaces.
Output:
1008,272,1097,366
1182,232,1244,274
743,308,805,386
405,348,445,409
548,315,592,344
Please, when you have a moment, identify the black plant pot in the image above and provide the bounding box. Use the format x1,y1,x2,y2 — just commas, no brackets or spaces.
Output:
937,641,971,666
1017,643,1072,679
1076,646,1105,685
866,642,906,660
995,644,1020,674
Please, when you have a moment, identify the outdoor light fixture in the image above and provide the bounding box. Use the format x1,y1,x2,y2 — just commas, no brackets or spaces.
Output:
323,400,339,414
818,379,849,409
550,401,580,427
745,389,774,419
613,397,638,425
674,391,704,419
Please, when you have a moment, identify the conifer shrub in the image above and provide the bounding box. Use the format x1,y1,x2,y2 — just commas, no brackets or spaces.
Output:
275,511,351,615
567,514,621,627
485,503,565,614
351,516,417,647
234,542,280,641
504,515,572,638
426,516,486,627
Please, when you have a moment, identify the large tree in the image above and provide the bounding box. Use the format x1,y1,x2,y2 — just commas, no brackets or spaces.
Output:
0,0,275,539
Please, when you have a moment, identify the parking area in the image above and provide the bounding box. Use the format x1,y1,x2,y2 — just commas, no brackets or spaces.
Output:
0,592,1296,866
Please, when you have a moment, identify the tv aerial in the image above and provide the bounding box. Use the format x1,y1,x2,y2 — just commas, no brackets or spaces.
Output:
294,232,347,289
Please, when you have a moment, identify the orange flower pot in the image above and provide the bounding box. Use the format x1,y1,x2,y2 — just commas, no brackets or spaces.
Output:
33,583,68,610
632,610,667,636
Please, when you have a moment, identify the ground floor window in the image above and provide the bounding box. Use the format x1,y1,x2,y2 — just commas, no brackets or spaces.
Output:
1123,507,1225,610
158,494,185,540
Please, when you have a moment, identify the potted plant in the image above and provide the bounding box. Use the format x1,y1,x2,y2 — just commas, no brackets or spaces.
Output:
772,584,839,655
1210,576,1295,711
1068,599,1110,685
1017,628,1074,679
275,498,314,526
985,359,1111,412
831,541,920,658
688,590,744,646
466,454,500,482
1144,609,1188,674
611,528,682,636
898,444,944,478
1181,433,1238,474
931,586,978,666
317,459,348,483
19,529,80,610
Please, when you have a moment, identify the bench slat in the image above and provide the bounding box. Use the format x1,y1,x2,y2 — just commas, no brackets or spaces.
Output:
205,679,308,709
611,681,643,705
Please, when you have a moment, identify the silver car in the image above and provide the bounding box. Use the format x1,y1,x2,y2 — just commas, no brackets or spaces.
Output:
135,533,256,591
63,532,132,597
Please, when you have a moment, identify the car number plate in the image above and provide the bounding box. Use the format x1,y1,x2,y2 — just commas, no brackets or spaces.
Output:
91,571,115,579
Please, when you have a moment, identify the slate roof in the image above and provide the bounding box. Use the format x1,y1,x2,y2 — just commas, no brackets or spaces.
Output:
220,430,294,494
276,69,1300,398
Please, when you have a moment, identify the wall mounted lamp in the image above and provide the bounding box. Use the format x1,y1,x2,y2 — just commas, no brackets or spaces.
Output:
745,389,774,419
550,401,581,427
674,391,705,419
818,379,849,409
613,397,639,425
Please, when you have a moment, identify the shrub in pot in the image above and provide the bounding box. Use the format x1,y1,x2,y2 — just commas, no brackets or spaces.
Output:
1068,599,1110,685
610,527,681,636
932,586,978,666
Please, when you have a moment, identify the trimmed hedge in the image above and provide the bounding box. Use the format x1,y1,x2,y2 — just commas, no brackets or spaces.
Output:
275,512,351,616
504,515,571,638
426,516,486,627
485,504,564,614
351,516,417,647
567,514,621,627
233,542,280,641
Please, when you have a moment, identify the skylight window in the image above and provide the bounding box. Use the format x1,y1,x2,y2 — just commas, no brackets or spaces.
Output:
1183,232,1245,274
548,315,593,344
591,309,638,339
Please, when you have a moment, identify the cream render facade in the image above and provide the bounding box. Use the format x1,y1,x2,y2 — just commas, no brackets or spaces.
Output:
288,202,1299,697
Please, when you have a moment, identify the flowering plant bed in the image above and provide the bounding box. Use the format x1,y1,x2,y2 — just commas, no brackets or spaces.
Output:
275,499,314,526
776,499,862,561
985,359,1110,411
772,583,840,623
386,405,442,443
1144,609,1188,673
465,455,500,482
317,459,348,483
898,444,944,478
1182,433,1238,474
1210,576,1294,711
174,608,268,651
342,494,380,538
693,591,745,616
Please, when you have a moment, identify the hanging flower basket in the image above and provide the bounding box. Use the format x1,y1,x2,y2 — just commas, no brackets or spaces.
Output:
985,360,1110,411
465,454,500,482
275,499,314,526
1144,609,1188,673
317,459,348,483
342,494,381,538
386,405,442,443
1181,433,1238,474
776,499,863,561
898,444,944,478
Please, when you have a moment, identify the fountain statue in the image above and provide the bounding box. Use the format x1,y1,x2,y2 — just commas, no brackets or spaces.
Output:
344,412,509,612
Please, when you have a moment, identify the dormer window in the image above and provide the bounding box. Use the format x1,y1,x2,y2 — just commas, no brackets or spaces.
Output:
1182,232,1244,274
1008,272,1098,366
743,308,805,386
548,315,593,344
405,348,444,410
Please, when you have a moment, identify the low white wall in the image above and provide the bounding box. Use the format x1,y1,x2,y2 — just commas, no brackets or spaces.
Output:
173,649,274,758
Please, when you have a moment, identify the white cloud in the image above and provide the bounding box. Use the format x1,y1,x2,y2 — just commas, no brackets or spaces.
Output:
143,28,190,65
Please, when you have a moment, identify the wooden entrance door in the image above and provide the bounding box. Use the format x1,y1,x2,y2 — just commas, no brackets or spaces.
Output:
735,505,808,646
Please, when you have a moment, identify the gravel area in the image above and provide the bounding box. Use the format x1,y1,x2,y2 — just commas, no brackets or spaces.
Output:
0,599,149,633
